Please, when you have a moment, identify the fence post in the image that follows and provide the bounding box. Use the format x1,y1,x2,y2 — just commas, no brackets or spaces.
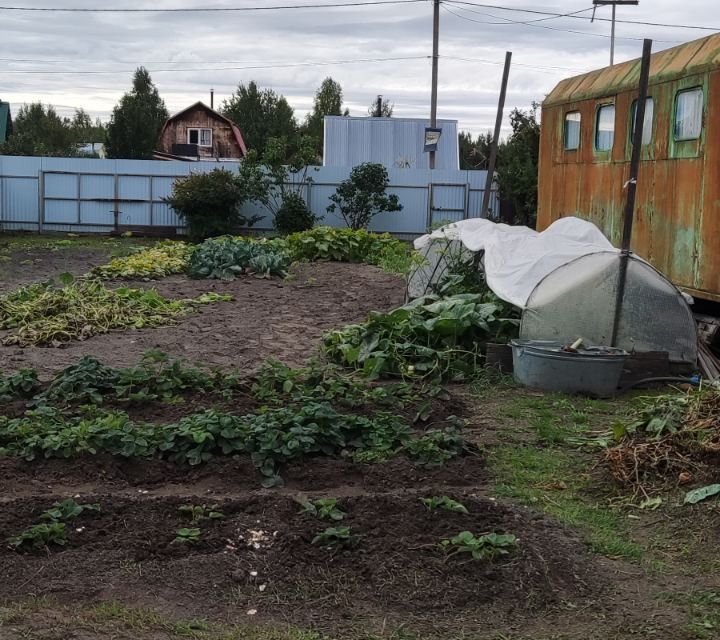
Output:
38,170,44,234
426,182,434,230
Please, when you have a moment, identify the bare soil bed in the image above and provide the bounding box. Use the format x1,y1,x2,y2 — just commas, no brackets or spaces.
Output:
0,261,404,377
0,456,601,638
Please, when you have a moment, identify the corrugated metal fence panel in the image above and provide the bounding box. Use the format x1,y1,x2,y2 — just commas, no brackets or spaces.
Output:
0,155,496,235
324,117,460,171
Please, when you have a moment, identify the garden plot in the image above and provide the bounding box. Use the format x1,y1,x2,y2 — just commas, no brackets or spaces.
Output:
2,234,719,640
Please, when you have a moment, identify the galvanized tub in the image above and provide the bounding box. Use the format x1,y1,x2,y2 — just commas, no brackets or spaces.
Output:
511,339,627,397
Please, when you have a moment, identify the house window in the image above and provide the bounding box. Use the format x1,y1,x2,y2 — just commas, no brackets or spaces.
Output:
188,128,212,147
595,104,615,151
630,97,654,145
674,88,703,140
564,112,581,150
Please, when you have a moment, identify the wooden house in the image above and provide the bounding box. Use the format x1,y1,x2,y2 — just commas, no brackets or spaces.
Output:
154,101,247,161
538,34,720,303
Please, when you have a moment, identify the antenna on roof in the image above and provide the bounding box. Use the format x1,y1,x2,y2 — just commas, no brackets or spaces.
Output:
592,0,639,66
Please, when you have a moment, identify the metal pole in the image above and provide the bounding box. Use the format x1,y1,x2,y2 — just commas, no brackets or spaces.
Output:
481,51,512,219
611,38,652,347
610,4,616,65
429,0,440,170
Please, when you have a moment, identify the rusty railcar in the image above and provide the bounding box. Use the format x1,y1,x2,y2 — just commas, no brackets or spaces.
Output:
538,34,720,302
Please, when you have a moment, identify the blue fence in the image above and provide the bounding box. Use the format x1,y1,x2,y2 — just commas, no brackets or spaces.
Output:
0,155,497,237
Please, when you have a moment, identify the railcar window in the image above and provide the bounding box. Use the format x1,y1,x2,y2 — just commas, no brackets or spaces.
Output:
595,104,615,151
564,112,581,150
674,88,703,140
630,98,654,145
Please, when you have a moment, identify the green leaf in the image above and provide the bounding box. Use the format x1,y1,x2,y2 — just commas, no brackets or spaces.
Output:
684,484,720,505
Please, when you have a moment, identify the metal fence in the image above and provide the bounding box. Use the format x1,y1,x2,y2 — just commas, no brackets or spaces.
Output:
0,155,497,237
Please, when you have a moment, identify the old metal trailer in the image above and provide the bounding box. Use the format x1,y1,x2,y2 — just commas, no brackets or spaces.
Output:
538,33,720,302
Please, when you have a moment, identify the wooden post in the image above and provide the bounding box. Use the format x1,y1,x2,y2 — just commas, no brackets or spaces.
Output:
481,51,512,219
611,38,652,346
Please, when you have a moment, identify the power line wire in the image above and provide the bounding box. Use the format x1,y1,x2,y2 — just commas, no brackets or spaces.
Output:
449,1,720,32
0,55,432,74
442,2,680,44
0,0,424,11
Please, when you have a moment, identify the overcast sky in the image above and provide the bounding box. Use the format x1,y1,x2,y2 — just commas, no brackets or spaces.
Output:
0,0,715,135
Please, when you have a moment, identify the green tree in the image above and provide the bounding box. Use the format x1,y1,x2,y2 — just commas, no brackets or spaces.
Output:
106,67,168,159
458,130,494,170
327,162,402,230
496,105,540,227
239,135,319,233
304,77,348,157
0,102,76,156
368,96,393,117
221,81,298,157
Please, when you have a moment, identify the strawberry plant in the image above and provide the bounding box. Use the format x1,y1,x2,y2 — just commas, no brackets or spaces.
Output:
174,527,201,544
40,498,100,522
0,368,41,403
421,496,469,514
8,522,67,551
311,526,360,549
440,531,517,561
178,504,224,523
300,498,345,521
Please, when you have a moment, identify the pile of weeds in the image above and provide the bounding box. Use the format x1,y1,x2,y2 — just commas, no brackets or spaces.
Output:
0,276,231,347
604,386,720,492
92,241,193,280
324,293,518,381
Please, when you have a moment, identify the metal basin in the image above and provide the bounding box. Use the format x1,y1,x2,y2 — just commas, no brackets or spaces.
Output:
511,339,627,397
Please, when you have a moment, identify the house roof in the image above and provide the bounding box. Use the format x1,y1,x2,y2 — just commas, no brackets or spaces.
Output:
545,33,720,107
0,102,11,143
160,101,248,156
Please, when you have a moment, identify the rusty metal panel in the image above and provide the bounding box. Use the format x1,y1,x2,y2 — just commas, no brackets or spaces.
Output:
545,34,720,107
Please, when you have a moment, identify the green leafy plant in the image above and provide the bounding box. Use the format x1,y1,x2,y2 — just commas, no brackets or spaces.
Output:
40,498,101,522
174,527,201,544
324,293,519,381
187,236,290,281
326,163,402,230
0,368,41,403
178,504,225,523
311,526,360,549
420,496,469,514
440,531,517,561
300,498,345,521
164,168,261,241
404,427,465,465
7,522,67,551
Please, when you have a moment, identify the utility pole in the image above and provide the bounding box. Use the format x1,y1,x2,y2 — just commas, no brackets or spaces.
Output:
592,0,639,66
481,51,512,219
611,38,652,346
429,0,440,169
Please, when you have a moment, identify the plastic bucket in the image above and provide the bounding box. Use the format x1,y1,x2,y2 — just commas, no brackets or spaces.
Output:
511,339,627,397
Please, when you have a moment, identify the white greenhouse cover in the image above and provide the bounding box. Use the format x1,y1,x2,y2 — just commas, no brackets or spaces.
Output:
414,217,617,308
